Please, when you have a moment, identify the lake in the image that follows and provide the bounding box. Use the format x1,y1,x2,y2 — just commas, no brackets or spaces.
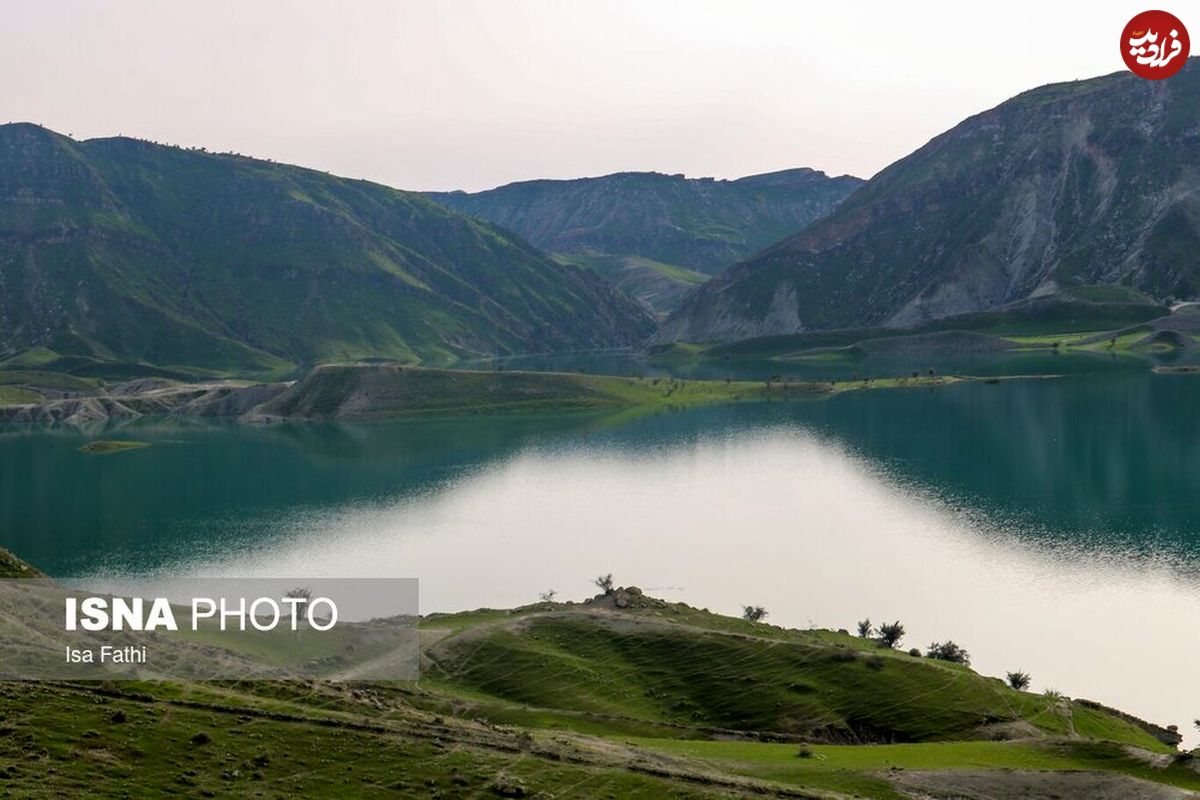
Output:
2,361,1199,743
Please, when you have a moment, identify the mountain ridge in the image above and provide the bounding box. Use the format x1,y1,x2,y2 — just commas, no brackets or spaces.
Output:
660,60,1200,343
428,168,863,313
0,123,655,374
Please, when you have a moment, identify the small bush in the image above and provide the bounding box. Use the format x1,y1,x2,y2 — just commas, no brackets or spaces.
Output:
908,648,921,657
1007,671,1031,691
856,618,873,638
876,620,905,649
742,605,768,623
926,640,970,665
593,574,614,595
797,746,813,758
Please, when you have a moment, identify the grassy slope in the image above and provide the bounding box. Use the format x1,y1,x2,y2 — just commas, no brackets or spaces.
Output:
0,361,1014,419
0,124,654,375
553,252,710,314
430,170,863,277
0,683,737,800
676,299,1172,362
419,601,1168,751
0,544,1193,800
635,738,1200,798
250,364,983,420
252,364,790,418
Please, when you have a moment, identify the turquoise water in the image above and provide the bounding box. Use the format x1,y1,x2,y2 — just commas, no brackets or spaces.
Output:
2,363,1199,738
4,364,1198,575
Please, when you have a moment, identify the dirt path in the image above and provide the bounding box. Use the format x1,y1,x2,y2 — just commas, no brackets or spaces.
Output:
892,769,1198,799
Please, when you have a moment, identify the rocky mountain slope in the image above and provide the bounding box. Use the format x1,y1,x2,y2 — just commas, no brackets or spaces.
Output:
0,124,655,374
660,60,1200,342
429,168,863,312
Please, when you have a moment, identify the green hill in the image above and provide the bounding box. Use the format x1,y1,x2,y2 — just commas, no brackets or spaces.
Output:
0,124,655,376
250,363,815,419
419,595,1176,751
1,583,1195,798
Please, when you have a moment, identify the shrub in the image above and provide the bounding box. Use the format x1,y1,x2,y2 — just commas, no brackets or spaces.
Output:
594,574,615,595
856,618,873,638
1007,671,1032,691
876,620,905,649
796,746,813,759
908,648,921,657
926,641,970,665
742,605,768,622
538,589,557,603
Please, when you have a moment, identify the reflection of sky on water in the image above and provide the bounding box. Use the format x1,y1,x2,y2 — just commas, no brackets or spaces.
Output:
120,426,1200,746
4,367,1200,742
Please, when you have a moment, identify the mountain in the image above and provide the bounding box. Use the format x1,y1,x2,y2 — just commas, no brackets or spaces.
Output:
428,169,863,313
660,60,1200,343
0,124,654,374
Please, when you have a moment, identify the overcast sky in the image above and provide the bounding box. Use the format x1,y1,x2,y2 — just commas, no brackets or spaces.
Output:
3,1,1157,191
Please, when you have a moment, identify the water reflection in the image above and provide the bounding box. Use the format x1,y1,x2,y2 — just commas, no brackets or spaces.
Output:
4,370,1200,739
96,424,1199,742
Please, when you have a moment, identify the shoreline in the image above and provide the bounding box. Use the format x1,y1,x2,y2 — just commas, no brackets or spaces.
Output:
0,363,1060,427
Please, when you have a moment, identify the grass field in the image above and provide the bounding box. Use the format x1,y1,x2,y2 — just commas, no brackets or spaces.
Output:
685,295,1174,363
632,738,1200,796
0,385,43,405
0,547,1194,798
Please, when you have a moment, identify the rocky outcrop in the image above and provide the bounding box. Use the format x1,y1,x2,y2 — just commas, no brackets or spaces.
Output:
0,381,290,424
0,397,138,425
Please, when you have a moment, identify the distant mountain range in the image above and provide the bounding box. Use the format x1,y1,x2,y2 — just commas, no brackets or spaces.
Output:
661,60,1200,342
8,60,1195,370
0,124,654,374
428,169,862,313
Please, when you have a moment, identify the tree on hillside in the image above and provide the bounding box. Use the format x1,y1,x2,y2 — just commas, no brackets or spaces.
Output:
742,605,768,623
594,574,615,596
1007,671,1032,691
856,618,873,638
876,620,905,649
285,587,312,602
926,641,970,665
538,589,557,603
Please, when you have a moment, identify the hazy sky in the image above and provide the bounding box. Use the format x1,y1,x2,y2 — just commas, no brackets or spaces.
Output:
3,1,1157,191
